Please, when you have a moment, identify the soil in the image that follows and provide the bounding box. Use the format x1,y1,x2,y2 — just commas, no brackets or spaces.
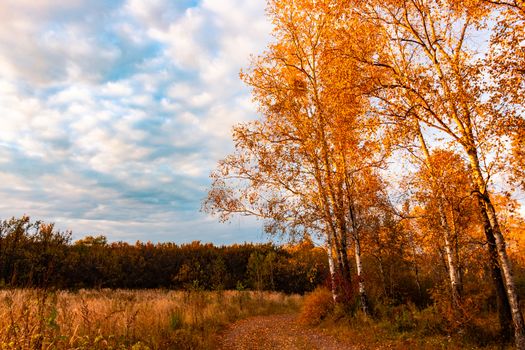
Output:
218,314,355,349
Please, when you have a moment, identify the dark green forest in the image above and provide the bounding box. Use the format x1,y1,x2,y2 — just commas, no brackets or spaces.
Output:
0,216,328,293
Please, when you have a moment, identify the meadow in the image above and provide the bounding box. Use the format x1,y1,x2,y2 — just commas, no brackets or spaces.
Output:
0,289,301,350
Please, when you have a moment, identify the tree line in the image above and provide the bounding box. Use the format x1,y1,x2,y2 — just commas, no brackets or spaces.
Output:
0,216,327,294
203,0,525,347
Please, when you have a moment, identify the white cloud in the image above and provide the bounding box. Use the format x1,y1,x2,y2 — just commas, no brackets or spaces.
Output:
101,81,134,97
167,82,196,100
125,0,196,30
0,0,271,243
0,1,124,86
150,10,209,70
0,172,30,191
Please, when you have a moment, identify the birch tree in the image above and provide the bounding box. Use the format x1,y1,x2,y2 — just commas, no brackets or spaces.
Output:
204,0,385,310
355,0,523,345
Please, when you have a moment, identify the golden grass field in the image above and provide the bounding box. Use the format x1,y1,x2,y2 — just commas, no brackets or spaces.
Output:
0,289,302,350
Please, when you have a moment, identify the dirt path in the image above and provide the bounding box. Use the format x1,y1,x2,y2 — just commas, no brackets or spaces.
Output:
218,314,354,350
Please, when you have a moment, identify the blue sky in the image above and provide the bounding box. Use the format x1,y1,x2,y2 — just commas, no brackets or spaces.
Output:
0,0,272,244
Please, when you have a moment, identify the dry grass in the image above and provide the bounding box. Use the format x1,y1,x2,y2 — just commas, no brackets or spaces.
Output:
0,289,301,349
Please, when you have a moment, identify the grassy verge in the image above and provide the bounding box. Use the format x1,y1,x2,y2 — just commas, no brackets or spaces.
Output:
317,313,510,350
321,306,513,349
299,287,512,349
0,289,301,349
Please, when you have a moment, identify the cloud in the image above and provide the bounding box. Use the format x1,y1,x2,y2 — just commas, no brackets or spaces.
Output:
0,1,127,85
0,0,271,243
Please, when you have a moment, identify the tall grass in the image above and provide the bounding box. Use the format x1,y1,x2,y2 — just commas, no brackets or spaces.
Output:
0,289,301,349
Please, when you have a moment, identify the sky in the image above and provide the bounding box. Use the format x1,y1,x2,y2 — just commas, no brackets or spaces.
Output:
0,0,273,244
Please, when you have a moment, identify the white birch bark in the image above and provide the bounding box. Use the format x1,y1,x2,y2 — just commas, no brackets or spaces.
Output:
354,236,370,315
326,238,338,303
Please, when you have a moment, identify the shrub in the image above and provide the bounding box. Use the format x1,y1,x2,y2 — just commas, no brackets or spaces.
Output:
299,287,334,326
390,304,417,332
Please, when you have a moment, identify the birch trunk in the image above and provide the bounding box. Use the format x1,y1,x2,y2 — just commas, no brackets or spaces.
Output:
408,229,423,301
338,223,352,284
477,196,513,340
443,233,462,306
327,238,339,303
416,125,463,306
376,254,389,298
466,148,525,349
354,236,371,315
